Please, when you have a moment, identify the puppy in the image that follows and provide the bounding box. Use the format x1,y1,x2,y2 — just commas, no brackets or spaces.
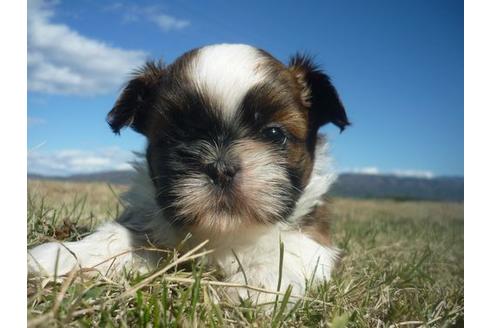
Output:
28,44,349,303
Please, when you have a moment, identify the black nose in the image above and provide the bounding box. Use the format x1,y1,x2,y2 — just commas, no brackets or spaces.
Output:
205,160,239,187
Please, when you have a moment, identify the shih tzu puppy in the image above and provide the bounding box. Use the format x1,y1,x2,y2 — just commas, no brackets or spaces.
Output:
28,44,349,303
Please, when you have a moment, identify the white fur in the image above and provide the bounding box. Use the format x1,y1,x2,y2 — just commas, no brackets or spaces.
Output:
28,139,337,302
288,138,337,223
28,222,137,277
209,225,338,302
189,44,267,120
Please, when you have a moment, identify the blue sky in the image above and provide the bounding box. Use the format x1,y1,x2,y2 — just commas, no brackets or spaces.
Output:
27,0,463,177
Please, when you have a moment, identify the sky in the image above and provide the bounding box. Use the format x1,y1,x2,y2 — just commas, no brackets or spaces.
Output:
27,0,464,177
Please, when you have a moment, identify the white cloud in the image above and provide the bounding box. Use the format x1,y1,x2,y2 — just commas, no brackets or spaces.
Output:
107,3,190,31
344,167,434,178
348,166,380,175
149,13,190,31
391,169,434,179
28,147,135,176
28,0,147,95
27,116,46,126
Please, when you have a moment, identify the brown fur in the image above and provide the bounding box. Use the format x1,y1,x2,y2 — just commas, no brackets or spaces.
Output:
300,201,332,247
241,54,318,189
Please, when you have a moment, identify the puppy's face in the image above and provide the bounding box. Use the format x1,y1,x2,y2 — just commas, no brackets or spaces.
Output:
107,44,348,232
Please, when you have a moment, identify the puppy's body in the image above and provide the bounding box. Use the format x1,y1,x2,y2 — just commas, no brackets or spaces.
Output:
28,44,349,302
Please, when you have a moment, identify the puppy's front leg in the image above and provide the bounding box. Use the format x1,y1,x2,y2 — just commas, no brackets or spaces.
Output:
28,222,136,278
224,232,338,305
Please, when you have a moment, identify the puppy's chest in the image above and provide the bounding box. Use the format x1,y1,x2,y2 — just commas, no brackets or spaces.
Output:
199,226,289,276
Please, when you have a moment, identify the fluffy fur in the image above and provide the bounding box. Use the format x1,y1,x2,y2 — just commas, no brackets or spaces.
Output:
28,44,349,303
190,44,268,120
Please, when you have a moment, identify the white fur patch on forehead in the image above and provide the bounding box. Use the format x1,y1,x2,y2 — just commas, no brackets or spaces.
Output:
188,44,268,120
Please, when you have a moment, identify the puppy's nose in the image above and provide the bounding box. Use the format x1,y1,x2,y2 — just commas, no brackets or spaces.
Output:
205,160,239,187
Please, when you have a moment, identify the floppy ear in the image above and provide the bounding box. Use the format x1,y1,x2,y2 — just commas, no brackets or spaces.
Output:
106,61,166,135
288,54,349,132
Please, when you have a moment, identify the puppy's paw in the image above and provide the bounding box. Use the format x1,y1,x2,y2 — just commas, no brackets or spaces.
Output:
28,242,78,277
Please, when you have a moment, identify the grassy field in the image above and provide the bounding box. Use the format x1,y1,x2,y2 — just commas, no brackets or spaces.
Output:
27,179,464,327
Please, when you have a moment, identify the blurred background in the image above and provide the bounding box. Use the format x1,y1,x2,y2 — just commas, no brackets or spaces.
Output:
27,0,463,201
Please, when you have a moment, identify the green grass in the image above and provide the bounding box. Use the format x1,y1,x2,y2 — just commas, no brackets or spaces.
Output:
27,180,464,327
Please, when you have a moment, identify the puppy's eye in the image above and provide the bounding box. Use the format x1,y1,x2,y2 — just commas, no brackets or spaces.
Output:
262,126,287,144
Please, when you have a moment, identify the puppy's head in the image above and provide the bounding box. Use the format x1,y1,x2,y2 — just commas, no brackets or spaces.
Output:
107,44,349,233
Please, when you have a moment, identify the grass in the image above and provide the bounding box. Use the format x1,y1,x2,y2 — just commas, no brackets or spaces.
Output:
27,179,464,327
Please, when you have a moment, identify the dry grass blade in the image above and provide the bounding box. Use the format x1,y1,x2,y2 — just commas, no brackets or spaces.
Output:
27,313,54,328
119,240,212,299
388,321,424,328
52,267,78,314
159,276,327,305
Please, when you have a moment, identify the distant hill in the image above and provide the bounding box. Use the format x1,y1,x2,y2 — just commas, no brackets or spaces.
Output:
28,171,464,202
28,170,136,185
331,174,463,202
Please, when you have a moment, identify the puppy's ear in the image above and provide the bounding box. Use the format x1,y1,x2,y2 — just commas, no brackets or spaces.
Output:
288,54,349,132
107,61,165,135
